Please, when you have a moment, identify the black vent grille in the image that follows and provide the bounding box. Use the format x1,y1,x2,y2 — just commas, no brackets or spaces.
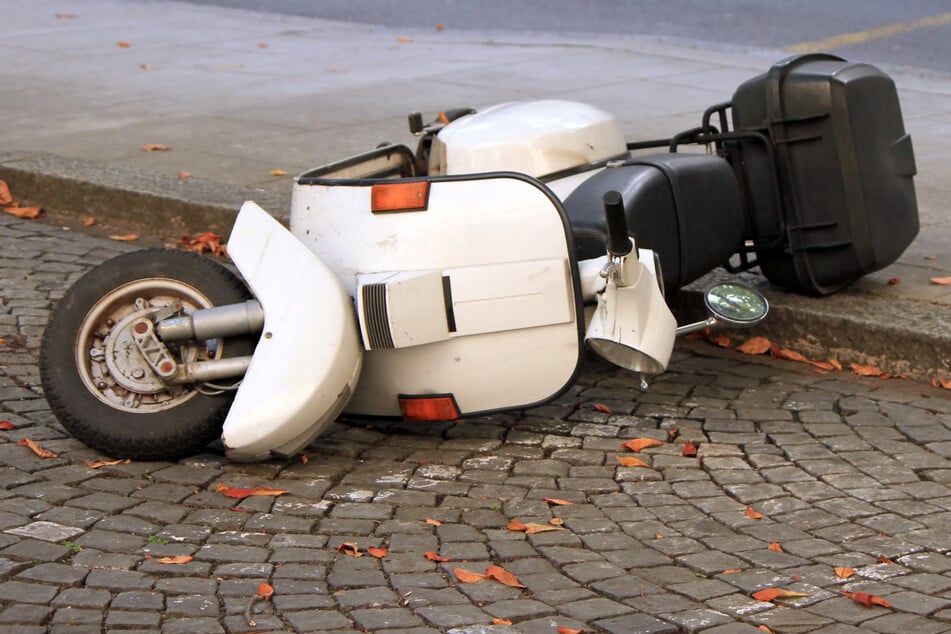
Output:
362,284,394,349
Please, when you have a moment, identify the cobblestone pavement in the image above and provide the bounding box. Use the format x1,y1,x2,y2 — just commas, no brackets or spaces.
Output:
1,212,951,633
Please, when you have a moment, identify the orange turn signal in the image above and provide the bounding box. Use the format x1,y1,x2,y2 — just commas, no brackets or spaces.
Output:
398,394,461,421
371,181,429,213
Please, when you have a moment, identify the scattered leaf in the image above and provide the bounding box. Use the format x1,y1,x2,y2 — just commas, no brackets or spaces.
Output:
140,64,158,70
737,336,772,355
257,582,274,599
298,453,309,464
877,554,897,564
424,518,442,526
620,437,664,453
493,618,513,625
930,276,951,285
711,334,731,348
259,42,268,48
850,363,883,377
117,41,131,48
721,569,743,574
485,565,526,588
667,428,679,440
155,555,194,564
887,278,901,285
0,180,12,205
828,358,843,371
0,421,15,430
179,231,225,256
752,587,811,602
842,590,891,607
270,168,287,176
506,519,527,532
682,441,698,457
933,377,951,390
424,551,450,562
549,518,564,526
178,171,192,179
142,143,170,151
16,438,58,459
616,455,650,468
557,627,583,634
367,546,387,559
523,522,565,535
767,542,784,553
758,626,774,634
397,36,413,43
109,233,139,241
4,206,42,219
337,542,362,557
745,506,763,520
834,566,855,579
85,458,130,469
436,23,445,31
542,498,574,506
83,216,96,227
453,568,487,583
214,483,288,499
655,534,664,539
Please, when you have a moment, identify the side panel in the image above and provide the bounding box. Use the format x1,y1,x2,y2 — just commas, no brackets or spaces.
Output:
290,174,584,417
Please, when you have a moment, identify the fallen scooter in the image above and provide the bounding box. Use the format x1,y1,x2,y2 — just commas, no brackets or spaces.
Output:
39,55,916,462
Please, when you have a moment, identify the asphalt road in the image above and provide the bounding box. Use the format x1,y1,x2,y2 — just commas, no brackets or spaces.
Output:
160,0,951,73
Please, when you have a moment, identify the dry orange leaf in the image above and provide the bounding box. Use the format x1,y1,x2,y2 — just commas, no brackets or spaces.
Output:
711,334,731,348
621,437,664,453
752,587,811,602
851,363,883,377
270,169,287,176
83,216,96,227
549,518,564,526
299,453,309,464
0,421,15,430
155,555,194,564
142,143,170,151
367,546,387,559
214,482,288,499
842,590,890,608
930,276,951,285
117,41,131,48
178,171,192,179
557,627,583,634
109,233,139,242
0,180,12,205
337,542,362,558
424,551,450,562
745,506,763,520
257,582,274,599
722,569,743,574
485,565,526,588
493,618,513,625
436,23,445,31
758,626,774,634
542,498,574,506
425,518,442,526
524,522,565,535
506,519,527,532
590,402,613,414
877,554,897,564
453,568,487,583
397,36,413,43
682,441,698,457
616,455,650,468
767,542,784,553
16,438,57,459
933,377,951,390
4,206,41,219
86,458,130,469
834,566,855,579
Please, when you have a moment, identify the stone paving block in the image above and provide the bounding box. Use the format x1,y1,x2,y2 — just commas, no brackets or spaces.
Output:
859,611,950,633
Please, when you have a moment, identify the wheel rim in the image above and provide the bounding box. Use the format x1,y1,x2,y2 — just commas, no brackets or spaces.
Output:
76,278,219,413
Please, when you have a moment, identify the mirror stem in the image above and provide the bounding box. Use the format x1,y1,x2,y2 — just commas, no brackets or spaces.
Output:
675,317,718,337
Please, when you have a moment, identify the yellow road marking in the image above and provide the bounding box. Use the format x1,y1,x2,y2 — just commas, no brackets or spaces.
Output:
785,12,951,53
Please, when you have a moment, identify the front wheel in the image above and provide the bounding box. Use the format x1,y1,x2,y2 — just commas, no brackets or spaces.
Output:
40,249,253,461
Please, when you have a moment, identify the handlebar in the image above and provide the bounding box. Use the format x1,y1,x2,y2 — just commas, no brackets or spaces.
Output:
603,190,632,257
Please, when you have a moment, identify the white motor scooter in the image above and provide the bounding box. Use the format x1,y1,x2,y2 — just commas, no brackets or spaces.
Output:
40,100,768,462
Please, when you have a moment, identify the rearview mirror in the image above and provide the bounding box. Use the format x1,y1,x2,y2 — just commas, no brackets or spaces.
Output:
677,283,769,336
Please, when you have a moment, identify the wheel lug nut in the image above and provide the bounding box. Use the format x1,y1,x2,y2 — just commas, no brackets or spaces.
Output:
131,369,146,379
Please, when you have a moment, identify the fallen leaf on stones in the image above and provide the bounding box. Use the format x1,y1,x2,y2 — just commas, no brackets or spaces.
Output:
850,363,883,377
752,587,811,602
556,627,583,634
745,506,763,520
834,567,855,579
337,542,362,557
887,278,901,285
257,582,274,599
931,276,951,285
178,171,192,179
620,438,664,453
682,441,698,457
83,217,96,227
0,421,14,430
453,568,487,583
4,205,41,219
271,169,287,176
17,438,57,458
425,518,442,526
522,522,564,535
656,534,664,539
179,231,225,256
616,455,650,468
156,555,194,564
549,518,564,526
506,519,527,532
86,458,130,469
493,618,513,625
215,483,288,499
485,565,525,588
117,41,131,47
142,143,170,151
842,590,890,607
590,402,613,414
436,23,445,31
711,334,731,348
424,551,450,562
768,542,783,552
933,377,951,390
109,233,139,241
367,546,387,559
828,358,843,370
397,36,413,43
721,569,742,574
298,453,309,464
542,498,574,506
877,554,897,564
667,428,679,440
0,180,12,205
758,626,774,634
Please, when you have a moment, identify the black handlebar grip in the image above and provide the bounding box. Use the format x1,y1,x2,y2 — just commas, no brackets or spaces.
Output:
603,190,632,257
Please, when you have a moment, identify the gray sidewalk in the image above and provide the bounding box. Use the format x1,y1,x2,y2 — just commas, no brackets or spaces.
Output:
0,0,949,379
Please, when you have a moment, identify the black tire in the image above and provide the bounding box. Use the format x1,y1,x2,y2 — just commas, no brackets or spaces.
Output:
40,249,253,461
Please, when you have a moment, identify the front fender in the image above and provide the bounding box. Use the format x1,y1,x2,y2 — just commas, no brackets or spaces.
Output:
220,201,362,461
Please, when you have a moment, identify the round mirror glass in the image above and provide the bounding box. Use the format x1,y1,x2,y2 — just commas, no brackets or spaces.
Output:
704,283,769,326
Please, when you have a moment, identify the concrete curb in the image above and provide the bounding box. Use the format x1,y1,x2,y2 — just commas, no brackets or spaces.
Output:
2,151,948,384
